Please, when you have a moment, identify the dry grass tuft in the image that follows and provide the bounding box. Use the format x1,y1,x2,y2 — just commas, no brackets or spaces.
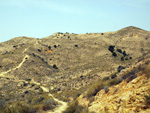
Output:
145,95,150,108
63,100,90,113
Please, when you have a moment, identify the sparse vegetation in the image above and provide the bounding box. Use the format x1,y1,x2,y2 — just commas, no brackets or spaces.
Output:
86,77,122,98
125,57,129,60
74,45,78,47
0,102,35,113
0,26,150,113
129,57,132,59
110,72,117,79
48,46,51,50
43,99,58,111
108,45,115,53
57,32,63,34
0,100,5,109
86,79,105,98
102,76,110,81
53,64,58,69
85,64,145,99
37,49,41,52
117,66,126,72
108,46,132,61
54,45,57,48
140,64,150,78
104,86,109,93
145,95,150,107
121,57,124,61
112,52,117,57
117,49,122,53
123,51,127,57
63,100,89,113
121,68,139,81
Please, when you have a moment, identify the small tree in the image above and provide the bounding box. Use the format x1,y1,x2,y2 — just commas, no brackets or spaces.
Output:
117,49,122,53
53,64,58,69
123,51,127,57
48,46,51,50
117,66,126,72
108,45,115,53
54,45,57,48
121,57,124,61
74,45,78,47
112,52,117,57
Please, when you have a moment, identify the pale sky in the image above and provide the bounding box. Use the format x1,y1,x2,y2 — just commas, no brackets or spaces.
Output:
0,0,150,42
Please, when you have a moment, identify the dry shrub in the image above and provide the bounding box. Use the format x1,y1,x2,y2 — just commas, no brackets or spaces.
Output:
43,99,58,111
102,76,110,81
104,86,109,93
89,96,95,103
145,95,150,107
142,65,150,78
0,102,35,113
108,78,122,86
63,100,83,113
86,77,121,98
63,100,90,113
86,80,105,98
121,68,139,80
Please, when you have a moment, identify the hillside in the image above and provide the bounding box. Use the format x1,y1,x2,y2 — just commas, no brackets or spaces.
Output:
74,55,150,113
0,26,150,112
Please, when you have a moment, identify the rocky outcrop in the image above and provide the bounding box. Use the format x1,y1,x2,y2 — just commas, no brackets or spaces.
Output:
88,65,150,113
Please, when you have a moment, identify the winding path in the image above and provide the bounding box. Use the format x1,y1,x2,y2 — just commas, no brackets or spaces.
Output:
0,46,68,113
40,86,68,113
0,54,29,77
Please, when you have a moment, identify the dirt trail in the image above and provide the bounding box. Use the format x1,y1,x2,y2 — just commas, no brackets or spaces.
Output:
22,47,29,53
40,86,68,113
15,55,29,69
0,54,29,77
48,94,67,113
0,46,68,113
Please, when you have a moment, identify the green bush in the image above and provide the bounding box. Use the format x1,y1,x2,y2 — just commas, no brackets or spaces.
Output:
48,46,51,50
112,52,117,57
54,45,57,48
53,64,58,69
121,57,124,61
117,49,122,53
123,51,127,57
108,45,115,53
